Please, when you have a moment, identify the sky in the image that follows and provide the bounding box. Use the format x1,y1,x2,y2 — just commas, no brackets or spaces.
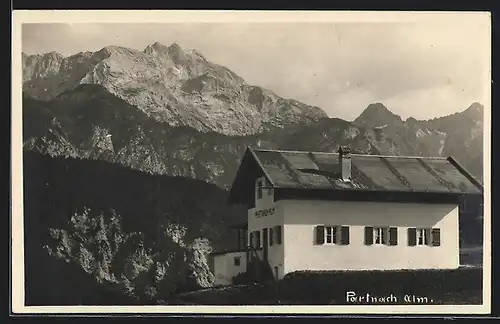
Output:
21,12,491,121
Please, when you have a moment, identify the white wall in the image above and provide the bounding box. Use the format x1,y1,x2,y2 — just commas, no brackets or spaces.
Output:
282,200,459,275
212,251,247,286
247,176,285,279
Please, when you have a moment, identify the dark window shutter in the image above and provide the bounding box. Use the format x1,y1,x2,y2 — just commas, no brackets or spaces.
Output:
340,226,350,245
389,227,398,246
269,227,274,246
249,231,254,248
364,226,373,245
276,225,282,245
432,228,441,246
256,230,261,248
316,226,325,245
382,227,389,244
408,228,417,246
425,228,432,245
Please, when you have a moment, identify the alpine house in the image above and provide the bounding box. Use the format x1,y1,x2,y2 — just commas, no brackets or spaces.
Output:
210,146,484,286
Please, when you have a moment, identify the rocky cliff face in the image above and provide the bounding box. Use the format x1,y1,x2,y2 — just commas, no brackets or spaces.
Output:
22,43,327,136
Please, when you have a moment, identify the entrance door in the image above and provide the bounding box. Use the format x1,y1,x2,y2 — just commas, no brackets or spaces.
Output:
263,228,269,261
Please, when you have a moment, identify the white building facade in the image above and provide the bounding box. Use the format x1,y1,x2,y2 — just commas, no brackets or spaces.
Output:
281,199,459,274
211,250,247,286
245,176,459,281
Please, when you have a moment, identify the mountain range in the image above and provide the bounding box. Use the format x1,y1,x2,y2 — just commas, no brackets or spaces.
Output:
21,42,485,304
22,42,326,136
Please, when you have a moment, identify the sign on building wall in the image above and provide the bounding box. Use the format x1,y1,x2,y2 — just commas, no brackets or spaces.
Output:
255,207,275,218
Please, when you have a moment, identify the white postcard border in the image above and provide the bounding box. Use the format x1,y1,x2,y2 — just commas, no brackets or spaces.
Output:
11,10,492,315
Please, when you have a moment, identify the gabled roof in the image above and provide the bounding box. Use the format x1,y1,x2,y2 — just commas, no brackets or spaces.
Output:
227,147,483,206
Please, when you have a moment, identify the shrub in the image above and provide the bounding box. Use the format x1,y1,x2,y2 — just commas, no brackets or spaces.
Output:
232,271,254,285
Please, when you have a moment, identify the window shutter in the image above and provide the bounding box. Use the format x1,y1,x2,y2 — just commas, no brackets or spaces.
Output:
364,226,373,245
389,227,398,246
315,226,325,245
276,225,282,245
425,228,432,246
269,227,274,246
249,231,254,248
382,227,389,245
431,228,441,247
340,226,350,245
256,230,261,248
408,228,417,246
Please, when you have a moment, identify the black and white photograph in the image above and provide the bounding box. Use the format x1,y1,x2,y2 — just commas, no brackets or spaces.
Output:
11,10,491,314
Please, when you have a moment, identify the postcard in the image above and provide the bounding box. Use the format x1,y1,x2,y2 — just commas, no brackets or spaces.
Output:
11,10,491,315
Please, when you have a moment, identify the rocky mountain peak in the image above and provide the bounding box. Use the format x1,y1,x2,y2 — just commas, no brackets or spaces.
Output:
361,102,395,117
39,51,65,61
93,45,141,59
463,102,484,120
143,42,170,54
405,116,418,123
143,42,188,60
168,42,183,53
354,102,403,128
167,42,189,64
22,42,328,136
22,51,65,82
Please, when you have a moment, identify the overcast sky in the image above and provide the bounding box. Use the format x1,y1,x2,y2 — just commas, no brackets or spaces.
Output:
21,13,490,121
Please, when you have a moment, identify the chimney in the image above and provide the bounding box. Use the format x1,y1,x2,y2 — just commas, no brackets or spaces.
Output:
338,145,352,182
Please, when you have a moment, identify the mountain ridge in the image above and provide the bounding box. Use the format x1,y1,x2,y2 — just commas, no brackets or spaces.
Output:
22,42,328,136
22,84,484,189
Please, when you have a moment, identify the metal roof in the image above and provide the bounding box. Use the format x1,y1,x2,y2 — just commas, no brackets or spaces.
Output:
227,147,483,206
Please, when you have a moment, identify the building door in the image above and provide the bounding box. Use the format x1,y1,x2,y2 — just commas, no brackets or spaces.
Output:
263,228,269,261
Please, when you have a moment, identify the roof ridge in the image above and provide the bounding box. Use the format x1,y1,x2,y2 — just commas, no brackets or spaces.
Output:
251,148,449,160
352,154,448,160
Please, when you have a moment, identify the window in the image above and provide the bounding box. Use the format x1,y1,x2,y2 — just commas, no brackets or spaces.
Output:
325,226,339,244
249,230,261,249
315,225,350,245
264,178,273,195
364,226,398,246
416,228,429,245
408,228,441,247
257,180,263,199
234,256,241,266
255,230,261,248
269,225,282,246
275,225,282,245
374,227,386,244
